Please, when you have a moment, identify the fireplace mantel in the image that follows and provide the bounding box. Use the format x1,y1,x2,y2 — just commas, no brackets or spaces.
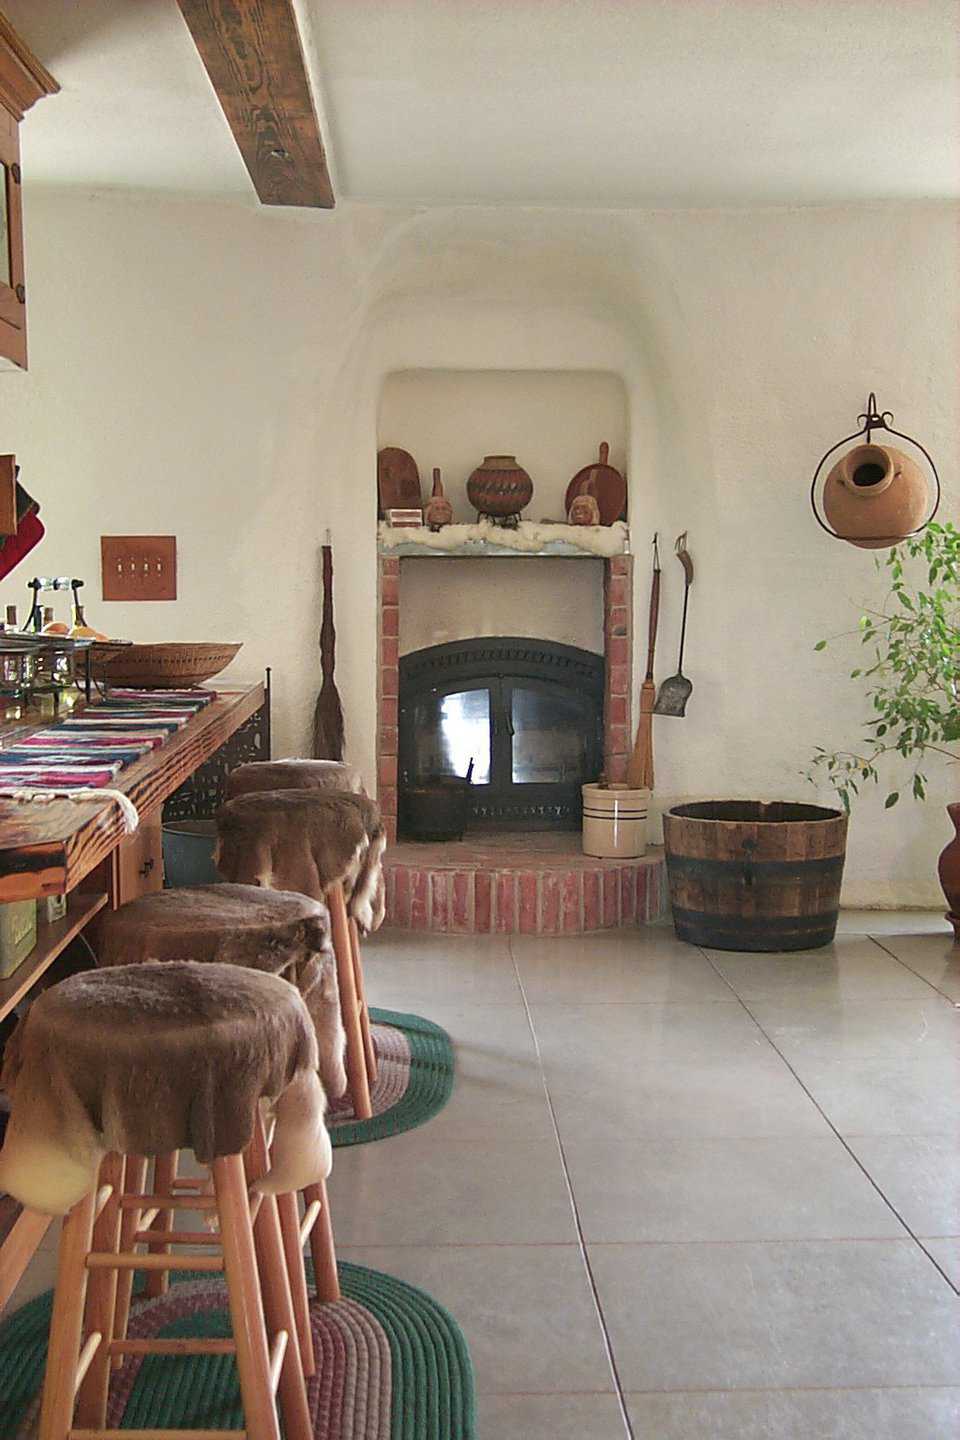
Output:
378,518,629,559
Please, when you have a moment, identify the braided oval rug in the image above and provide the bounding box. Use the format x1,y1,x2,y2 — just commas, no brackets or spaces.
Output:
0,1262,475,1440
329,1009,454,1148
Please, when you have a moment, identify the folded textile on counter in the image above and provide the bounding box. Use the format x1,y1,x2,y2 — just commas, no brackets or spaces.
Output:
0,689,215,800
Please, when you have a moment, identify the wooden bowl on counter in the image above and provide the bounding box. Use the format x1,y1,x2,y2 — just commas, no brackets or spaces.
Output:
90,642,242,689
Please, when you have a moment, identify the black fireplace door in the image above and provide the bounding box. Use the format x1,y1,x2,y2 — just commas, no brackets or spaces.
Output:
399,639,604,831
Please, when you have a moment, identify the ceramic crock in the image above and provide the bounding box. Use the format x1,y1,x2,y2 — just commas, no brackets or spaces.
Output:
822,443,928,549
582,783,649,859
466,455,533,520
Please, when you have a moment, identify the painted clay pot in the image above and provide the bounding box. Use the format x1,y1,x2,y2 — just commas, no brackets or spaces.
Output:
466,454,533,521
568,493,600,526
937,803,960,937
822,443,928,549
424,467,453,531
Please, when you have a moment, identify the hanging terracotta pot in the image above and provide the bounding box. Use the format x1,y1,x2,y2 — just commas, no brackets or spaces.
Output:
424,467,453,531
937,803,960,937
466,454,533,522
822,443,929,549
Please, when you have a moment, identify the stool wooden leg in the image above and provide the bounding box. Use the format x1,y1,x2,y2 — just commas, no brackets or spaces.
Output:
328,882,372,1120
75,1152,124,1428
244,1117,312,1440
110,1154,149,1367
276,1190,315,1377
38,1187,98,1440
144,1151,177,1298
212,1151,280,1440
349,916,379,1087
301,1178,340,1304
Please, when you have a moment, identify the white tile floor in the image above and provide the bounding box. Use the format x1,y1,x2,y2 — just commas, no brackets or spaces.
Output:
8,913,960,1438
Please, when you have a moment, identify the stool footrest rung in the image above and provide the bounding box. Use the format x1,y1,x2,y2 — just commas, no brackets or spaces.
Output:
86,1252,224,1273
109,1339,236,1357
70,1430,246,1439
298,1200,322,1247
120,1194,218,1210
133,1229,221,1246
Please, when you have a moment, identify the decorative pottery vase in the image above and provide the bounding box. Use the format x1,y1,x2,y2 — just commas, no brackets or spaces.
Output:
568,493,600,526
424,467,453,531
822,443,928,549
466,454,533,523
937,803,960,937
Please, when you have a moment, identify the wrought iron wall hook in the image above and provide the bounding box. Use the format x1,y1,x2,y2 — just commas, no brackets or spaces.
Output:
810,393,941,544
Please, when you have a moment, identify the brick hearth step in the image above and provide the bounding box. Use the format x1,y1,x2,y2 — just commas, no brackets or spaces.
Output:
384,834,667,935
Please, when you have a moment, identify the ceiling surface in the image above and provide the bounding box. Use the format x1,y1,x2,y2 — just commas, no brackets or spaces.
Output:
5,0,960,208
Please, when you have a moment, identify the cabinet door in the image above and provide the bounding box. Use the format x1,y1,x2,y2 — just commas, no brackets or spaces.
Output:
0,110,25,369
115,811,164,905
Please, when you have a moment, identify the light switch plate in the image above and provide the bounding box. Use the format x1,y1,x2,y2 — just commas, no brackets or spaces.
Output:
101,536,177,601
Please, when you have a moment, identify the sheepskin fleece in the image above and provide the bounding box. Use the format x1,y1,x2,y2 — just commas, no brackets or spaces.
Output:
0,962,328,1215
94,884,347,1102
226,759,365,799
215,790,386,933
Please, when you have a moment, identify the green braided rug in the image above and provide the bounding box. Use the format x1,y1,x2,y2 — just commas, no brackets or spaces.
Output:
0,1262,476,1440
328,1009,454,1148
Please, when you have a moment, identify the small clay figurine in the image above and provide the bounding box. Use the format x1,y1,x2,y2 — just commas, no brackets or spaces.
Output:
425,467,453,531
568,493,600,526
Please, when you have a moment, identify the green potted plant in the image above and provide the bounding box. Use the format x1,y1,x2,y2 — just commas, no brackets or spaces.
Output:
808,520,960,929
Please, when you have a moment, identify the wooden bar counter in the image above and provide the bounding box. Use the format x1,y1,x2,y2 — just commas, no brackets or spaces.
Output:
0,679,265,1310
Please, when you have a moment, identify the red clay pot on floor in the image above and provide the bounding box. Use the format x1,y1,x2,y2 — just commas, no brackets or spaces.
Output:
937,803,960,938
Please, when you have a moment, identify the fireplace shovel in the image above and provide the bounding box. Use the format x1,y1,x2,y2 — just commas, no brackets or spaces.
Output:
654,534,694,717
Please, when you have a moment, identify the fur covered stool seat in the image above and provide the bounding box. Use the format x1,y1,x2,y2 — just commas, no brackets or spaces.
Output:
0,962,333,1440
226,757,366,798
95,883,347,1104
216,789,386,1121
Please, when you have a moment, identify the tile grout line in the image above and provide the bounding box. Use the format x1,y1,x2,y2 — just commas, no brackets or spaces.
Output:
697,946,960,1298
508,936,636,1440
866,933,960,1007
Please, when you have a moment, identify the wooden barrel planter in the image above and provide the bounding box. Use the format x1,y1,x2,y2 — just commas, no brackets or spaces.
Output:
662,801,848,952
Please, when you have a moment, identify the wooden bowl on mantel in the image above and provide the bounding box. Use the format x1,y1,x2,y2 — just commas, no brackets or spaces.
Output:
91,642,242,689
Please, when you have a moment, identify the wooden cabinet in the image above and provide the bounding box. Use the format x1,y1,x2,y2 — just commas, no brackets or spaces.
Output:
114,810,165,906
0,17,57,371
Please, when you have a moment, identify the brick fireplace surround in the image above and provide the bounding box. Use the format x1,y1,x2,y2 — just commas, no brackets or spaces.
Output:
376,549,667,933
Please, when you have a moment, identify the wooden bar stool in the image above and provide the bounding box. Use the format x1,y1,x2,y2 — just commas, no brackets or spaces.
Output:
94,885,345,1328
225,760,379,1086
216,788,386,1123
0,963,334,1440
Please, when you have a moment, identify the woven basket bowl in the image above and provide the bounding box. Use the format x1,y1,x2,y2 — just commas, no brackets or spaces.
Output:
92,642,242,689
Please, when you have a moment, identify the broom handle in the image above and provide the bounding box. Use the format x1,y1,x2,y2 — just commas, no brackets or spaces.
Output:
644,563,661,683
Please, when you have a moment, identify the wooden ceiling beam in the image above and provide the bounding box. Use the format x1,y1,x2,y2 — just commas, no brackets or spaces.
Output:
175,0,334,209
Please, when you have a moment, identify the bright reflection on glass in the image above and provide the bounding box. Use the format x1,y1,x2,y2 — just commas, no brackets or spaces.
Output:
411,690,489,783
511,686,589,784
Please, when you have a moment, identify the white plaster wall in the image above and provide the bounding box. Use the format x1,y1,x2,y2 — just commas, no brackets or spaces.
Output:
378,369,627,524
0,189,956,906
398,557,603,656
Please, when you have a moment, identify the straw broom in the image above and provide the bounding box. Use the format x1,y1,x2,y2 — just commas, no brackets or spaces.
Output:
626,534,660,790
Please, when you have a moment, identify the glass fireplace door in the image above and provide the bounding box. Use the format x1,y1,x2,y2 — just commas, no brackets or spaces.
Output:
399,638,604,833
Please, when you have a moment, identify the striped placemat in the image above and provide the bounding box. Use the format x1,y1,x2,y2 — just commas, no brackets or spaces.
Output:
0,690,214,792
